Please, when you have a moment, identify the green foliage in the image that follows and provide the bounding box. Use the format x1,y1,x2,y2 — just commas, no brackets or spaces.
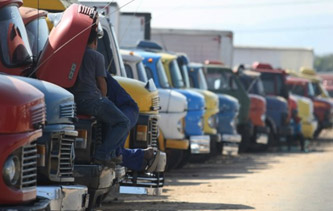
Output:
314,54,333,72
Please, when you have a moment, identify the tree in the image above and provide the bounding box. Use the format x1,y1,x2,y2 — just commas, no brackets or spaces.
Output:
314,54,333,72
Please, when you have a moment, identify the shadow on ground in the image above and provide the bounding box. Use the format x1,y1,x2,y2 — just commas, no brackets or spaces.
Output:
101,201,255,210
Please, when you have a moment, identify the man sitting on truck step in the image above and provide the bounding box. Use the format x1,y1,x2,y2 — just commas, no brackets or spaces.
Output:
70,22,130,167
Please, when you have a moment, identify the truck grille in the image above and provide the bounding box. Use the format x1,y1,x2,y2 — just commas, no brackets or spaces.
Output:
21,141,37,189
151,96,161,111
60,103,76,119
30,103,46,129
149,117,159,148
59,135,75,178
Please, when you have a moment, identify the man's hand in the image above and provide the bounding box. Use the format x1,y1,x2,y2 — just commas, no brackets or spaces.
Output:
97,76,107,97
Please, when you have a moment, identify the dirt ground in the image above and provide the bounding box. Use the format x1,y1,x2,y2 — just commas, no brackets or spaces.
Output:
101,130,333,211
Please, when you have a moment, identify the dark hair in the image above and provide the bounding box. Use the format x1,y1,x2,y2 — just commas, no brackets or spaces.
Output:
87,27,98,44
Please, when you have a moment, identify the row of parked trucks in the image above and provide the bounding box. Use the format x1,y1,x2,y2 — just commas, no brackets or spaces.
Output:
1,0,333,210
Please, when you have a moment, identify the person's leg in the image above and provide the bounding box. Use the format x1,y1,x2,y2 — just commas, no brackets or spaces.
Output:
93,97,130,160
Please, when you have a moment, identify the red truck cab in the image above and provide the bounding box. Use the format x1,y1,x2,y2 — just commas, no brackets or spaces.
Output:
0,75,49,209
286,76,333,136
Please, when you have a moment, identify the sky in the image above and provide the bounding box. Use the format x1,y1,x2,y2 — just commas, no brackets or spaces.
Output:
115,0,333,56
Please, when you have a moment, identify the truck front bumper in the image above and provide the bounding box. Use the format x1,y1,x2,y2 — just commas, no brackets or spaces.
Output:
166,139,189,150
301,120,318,139
255,126,269,145
189,135,210,154
0,196,50,211
37,185,89,211
221,134,242,144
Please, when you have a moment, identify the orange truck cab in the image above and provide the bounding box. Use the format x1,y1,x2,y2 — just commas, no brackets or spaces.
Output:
237,69,270,150
0,74,49,210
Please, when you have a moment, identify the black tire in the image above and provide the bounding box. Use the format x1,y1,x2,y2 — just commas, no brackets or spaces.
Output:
176,149,191,169
165,149,184,171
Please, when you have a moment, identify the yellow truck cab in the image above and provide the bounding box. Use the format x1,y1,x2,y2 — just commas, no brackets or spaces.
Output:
159,52,221,156
299,67,330,98
120,49,190,169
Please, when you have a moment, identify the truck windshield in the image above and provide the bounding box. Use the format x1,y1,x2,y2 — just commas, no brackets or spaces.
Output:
240,75,265,96
197,68,208,90
169,59,185,88
156,60,170,88
206,67,234,91
260,73,284,96
288,84,306,97
25,18,49,62
137,61,148,83
0,5,32,67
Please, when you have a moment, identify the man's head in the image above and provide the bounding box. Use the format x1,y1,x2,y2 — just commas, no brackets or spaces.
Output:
87,25,98,49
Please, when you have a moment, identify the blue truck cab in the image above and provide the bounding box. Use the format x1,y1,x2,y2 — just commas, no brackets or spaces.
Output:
135,50,210,158
186,62,242,153
252,63,293,146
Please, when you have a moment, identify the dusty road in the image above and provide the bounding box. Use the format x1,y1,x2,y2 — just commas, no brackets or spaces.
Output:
102,132,333,211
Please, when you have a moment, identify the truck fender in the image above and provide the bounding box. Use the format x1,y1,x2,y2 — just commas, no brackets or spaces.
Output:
266,117,277,135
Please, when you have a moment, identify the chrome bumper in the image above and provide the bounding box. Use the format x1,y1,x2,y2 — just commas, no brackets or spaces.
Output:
222,134,242,144
190,135,210,154
256,133,268,144
120,186,162,196
37,185,89,211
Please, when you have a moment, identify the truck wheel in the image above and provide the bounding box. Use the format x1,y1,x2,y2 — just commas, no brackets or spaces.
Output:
176,150,191,168
216,141,223,155
313,126,322,139
165,149,184,170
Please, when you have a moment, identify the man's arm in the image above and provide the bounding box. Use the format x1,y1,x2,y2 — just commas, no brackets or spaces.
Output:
97,76,107,97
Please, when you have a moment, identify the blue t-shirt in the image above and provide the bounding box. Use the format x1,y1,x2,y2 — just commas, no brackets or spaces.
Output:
71,47,106,101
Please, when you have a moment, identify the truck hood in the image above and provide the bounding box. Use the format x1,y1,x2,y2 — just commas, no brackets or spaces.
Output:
13,76,75,125
265,96,288,111
114,76,159,113
158,89,187,113
0,75,45,133
218,94,239,113
249,94,266,127
291,94,313,120
174,89,205,111
191,89,219,110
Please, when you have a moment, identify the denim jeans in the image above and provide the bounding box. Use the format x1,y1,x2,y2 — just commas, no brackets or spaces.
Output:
76,97,130,161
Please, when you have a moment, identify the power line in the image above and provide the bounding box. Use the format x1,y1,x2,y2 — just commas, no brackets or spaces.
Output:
181,0,333,10
235,25,333,33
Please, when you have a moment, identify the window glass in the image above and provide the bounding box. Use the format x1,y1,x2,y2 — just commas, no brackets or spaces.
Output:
289,84,305,96
124,64,133,79
308,83,315,97
198,68,208,90
0,6,32,67
145,66,154,80
312,82,322,96
169,60,185,88
261,73,283,95
156,60,170,88
25,18,49,62
206,67,229,91
137,61,148,83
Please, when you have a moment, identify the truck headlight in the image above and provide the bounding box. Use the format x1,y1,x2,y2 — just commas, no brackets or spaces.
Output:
261,114,266,122
208,115,218,129
3,155,20,187
136,125,148,141
177,119,184,133
198,117,204,129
